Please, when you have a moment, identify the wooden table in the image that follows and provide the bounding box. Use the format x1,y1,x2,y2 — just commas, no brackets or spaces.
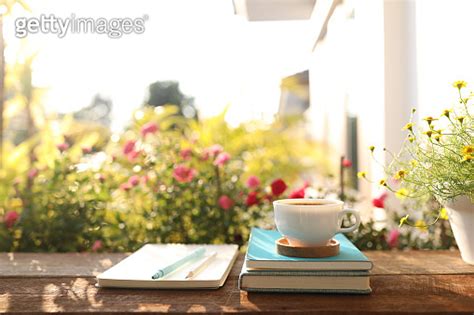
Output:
1,251,473,314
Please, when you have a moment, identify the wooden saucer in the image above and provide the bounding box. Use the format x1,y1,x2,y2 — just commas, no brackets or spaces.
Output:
276,238,340,258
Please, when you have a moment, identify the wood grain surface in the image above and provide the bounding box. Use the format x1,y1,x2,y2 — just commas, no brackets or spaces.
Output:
276,237,340,258
1,251,473,314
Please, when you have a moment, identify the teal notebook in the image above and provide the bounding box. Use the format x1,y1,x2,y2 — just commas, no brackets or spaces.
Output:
246,228,373,271
239,262,371,294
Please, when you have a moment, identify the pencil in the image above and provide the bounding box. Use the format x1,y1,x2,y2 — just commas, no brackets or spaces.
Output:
185,251,217,279
151,247,206,279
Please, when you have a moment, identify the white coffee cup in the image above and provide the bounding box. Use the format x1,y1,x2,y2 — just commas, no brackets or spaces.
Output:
273,198,361,246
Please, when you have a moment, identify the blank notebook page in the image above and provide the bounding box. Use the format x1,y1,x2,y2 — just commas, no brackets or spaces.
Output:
97,244,239,289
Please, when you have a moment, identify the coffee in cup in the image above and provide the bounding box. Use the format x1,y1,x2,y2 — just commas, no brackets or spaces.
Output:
273,198,361,246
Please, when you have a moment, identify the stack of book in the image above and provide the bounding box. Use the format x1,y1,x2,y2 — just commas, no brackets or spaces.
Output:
239,228,372,294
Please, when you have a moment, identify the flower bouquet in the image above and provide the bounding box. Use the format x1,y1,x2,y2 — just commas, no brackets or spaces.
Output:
363,81,473,263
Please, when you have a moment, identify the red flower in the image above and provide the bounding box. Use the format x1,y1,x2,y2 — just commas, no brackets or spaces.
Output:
372,192,388,208
140,122,158,137
214,152,231,166
246,175,261,189
82,146,92,154
289,186,305,199
123,140,136,155
245,191,259,206
387,229,400,248
342,158,352,168
128,175,140,187
92,240,103,252
4,211,19,229
271,178,287,196
372,197,384,208
57,143,69,152
173,164,197,183
28,168,39,180
218,195,234,210
180,148,193,160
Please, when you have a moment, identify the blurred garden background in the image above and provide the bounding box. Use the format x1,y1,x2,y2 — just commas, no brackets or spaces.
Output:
0,0,472,252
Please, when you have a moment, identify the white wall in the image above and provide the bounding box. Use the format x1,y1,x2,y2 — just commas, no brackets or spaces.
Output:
383,1,418,157
306,0,427,222
416,0,474,118
307,0,474,216
306,2,357,158
307,0,387,213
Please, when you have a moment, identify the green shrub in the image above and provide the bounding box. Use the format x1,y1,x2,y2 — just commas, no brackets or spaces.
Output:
0,106,325,251
0,105,460,252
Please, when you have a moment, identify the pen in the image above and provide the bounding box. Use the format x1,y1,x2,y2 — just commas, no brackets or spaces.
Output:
151,247,206,279
185,251,217,279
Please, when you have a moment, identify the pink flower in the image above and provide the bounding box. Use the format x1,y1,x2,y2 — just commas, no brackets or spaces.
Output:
342,158,352,168
218,195,234,210
246,175,261,189
82,146,92,154
372,192,388,208
123,140,136,155
140,122,159,137
57,143,69,152
173,164,197,183
127,150,140,162
128,175,140,187
180,148,193,160
213,152,231,166
92,240,103,252
289,187,306,199
120,182,132,191
387,229,400,248
208,144,223,156
271,178,287,196
202,144,224,161
28,168,39,180
245,191,259,207
4,211,19,229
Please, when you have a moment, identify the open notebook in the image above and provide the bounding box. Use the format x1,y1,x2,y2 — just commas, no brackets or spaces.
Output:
97,244,239,289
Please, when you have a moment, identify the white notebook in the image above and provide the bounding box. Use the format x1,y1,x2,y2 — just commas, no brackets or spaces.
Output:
96,244,239,289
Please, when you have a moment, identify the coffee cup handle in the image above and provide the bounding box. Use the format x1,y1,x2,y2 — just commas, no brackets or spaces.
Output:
337,209,361,234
